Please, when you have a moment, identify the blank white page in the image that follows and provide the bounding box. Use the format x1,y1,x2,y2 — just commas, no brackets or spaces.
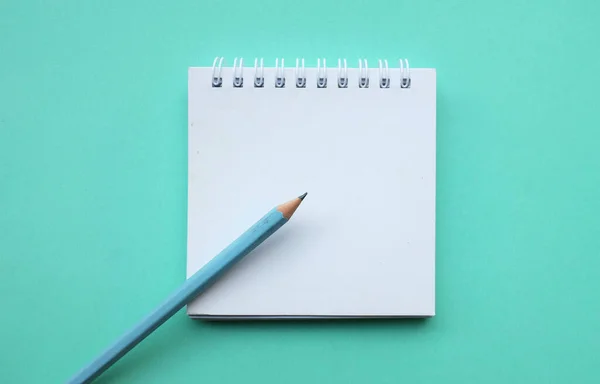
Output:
186,63,436,318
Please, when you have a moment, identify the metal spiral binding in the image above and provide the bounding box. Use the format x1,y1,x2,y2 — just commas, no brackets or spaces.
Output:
358,59,369,88
379,60,390,88
254,58,264,87
317,58,327,88
295,59,306,88
399,59,410,88
210,57,411,89
338,59,348,88
274,58,285,88
211,57,224,87
232,58,243,88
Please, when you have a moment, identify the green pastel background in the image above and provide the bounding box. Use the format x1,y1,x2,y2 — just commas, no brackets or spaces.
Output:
1,0,599,382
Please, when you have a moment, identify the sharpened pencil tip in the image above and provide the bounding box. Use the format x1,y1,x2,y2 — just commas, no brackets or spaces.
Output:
298,192,308,200
278,193,307,219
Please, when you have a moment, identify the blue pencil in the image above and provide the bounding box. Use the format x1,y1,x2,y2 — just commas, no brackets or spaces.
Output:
68,193,308,384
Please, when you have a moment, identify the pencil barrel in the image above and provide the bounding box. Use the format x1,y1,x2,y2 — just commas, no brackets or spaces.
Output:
67,208,287,384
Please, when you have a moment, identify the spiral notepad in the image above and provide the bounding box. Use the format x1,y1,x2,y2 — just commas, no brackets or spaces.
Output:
186,57,436,318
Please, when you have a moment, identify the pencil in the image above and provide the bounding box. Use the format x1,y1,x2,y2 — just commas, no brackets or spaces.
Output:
68,193,308,384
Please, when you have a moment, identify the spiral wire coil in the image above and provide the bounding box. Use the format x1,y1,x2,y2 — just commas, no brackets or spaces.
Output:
211,57,411,89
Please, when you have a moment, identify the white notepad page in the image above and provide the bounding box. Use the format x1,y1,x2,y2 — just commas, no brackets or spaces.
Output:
186,60,436,318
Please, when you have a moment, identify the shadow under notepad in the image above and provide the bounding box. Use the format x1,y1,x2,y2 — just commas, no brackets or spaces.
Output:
195,316,431,347
200,316,430,328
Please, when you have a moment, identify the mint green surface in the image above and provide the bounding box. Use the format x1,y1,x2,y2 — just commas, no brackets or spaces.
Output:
1,1,599,383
